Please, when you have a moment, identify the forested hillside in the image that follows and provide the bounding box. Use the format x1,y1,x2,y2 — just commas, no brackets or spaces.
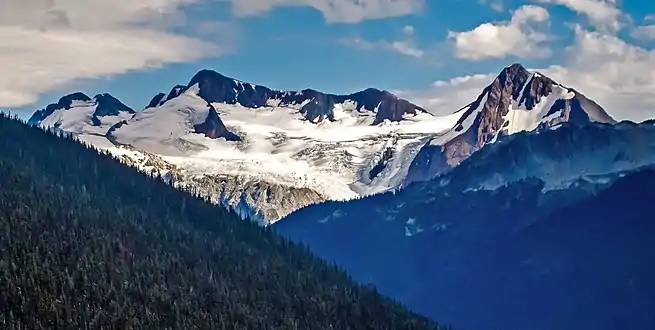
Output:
0,113,444,330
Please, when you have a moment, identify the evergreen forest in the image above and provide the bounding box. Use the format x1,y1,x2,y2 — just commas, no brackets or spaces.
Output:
0,113,447,330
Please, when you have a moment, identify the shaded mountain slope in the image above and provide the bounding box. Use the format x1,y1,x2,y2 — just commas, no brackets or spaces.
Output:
0,113,444,330
275,166,655,330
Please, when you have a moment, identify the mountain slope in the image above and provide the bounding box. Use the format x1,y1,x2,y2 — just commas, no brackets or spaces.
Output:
275,162,655,330
405,63,617,184
0,113,445,329
27,64,615,224
29,70,461,224
273,116,655,330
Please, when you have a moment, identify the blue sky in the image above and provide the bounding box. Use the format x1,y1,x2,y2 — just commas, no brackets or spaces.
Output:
3,0,655,120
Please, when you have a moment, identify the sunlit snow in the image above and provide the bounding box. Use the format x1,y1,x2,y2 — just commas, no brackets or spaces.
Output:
106,86,462,201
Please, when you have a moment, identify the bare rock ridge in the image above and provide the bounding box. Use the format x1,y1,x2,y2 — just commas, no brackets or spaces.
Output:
149,69,427,125
193,104,241,141
404,63,617,184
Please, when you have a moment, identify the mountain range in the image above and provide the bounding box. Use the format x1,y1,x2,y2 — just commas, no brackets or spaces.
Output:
24,62,655,329
28,63,622,225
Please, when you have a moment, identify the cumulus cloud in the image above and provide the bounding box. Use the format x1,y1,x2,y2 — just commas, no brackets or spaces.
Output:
534,0,624,33
398,27,655,122
222,0,424,23
0,0,223,108
448,5,552,61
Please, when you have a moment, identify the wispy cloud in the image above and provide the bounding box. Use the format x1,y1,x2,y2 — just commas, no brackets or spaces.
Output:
0,0,225,108
220,0,424,23
339,25,424,58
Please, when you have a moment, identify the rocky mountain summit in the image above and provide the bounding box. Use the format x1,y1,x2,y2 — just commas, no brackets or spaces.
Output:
147,69,428,124
405,63,617,184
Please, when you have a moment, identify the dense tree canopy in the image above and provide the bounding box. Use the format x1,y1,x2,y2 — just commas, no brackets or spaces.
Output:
0,113,446,330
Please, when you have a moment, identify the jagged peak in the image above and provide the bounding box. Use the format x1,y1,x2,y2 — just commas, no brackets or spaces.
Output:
504,62,528,71
146,93,166,109
59,92,92,104
92,93,134,117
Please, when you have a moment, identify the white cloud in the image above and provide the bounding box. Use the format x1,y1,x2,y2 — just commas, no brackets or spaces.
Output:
478,0,504,12
339,25,424,57
223,0,424,23
391,41,425,57
0,0,222,108
399,27,655,122
631,25,655,41
403,25,415,35
448,5,552,61
534,0,624,33
393,73,494,115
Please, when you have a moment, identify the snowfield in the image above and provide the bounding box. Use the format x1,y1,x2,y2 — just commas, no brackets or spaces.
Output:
108,86,463,201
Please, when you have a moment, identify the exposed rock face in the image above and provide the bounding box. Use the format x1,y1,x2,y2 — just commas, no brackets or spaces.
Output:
109,147,324,224
405,63,617,184
146,93,166,109
193,104,241,141
148,69,427,125
93,93,134,117
181,174,325,224
90,93,134,126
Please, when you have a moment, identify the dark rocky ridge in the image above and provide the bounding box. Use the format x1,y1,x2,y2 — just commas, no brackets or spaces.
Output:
90,93,134,126
146,93,166,109
193,104,241,141
404,63,617,184
150,69,428,125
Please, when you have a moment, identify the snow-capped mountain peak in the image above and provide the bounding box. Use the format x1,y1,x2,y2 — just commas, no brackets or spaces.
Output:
404,63,617,184
28,92,135,134
147,69,428,125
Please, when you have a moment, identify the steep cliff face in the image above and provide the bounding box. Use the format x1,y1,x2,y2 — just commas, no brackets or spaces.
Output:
405,63,616,184
192,104,241,141
180,174,326,223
